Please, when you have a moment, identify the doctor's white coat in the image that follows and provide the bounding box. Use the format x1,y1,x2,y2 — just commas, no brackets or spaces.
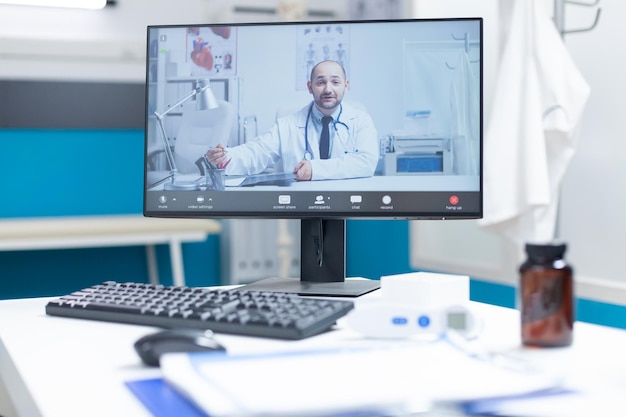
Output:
223,102,379,181
479,0,590,248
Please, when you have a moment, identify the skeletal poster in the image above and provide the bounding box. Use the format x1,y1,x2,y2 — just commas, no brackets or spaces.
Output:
296,24,350,90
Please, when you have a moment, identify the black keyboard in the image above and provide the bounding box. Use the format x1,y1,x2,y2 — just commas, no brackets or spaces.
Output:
45,281,354,340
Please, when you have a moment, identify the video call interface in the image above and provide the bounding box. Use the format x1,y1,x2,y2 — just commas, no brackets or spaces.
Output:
144,18,482,219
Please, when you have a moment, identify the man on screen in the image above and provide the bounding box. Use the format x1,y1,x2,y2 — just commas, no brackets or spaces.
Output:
206,60,379,181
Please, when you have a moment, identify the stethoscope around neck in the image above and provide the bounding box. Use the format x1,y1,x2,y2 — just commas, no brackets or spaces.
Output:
303,102,350,161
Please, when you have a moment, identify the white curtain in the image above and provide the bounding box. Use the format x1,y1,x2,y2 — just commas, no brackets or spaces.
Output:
404,42,480,175
449,50,480,175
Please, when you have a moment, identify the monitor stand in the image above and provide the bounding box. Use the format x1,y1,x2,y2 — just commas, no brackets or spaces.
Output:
232,219,380,297
240,276,380,297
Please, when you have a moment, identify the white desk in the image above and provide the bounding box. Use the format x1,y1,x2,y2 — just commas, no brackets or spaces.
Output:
1,291,626,417
0,215,221,286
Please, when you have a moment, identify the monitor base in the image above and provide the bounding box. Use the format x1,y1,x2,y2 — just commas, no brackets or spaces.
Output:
232,277,380,297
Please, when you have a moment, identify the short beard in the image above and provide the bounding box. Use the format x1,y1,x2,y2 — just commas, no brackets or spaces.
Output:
316,96,340,111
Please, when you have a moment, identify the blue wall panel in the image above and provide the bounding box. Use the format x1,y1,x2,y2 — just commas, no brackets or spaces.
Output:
0,246,148,299
0,128,221,299
1,129,143,217
346,219,412,280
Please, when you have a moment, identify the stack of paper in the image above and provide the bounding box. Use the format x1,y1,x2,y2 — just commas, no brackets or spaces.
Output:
159,341,562,417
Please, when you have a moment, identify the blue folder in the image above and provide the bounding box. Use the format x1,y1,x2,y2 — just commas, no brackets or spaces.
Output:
126,377,399,417
125,378,209,417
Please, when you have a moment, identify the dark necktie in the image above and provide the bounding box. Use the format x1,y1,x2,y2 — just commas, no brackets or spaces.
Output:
319,116,333,159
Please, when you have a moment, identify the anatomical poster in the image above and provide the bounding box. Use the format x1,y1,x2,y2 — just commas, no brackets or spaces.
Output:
186,26,237,77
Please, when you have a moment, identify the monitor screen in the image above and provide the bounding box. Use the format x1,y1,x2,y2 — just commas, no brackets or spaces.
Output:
144,18,483,296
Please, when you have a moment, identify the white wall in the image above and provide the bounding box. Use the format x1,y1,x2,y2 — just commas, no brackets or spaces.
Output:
558,0,626,303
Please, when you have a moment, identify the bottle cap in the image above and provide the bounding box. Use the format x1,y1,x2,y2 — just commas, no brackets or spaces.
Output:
525,242,567,262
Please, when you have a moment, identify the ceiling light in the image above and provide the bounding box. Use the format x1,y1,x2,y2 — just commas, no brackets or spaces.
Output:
0,0,106,9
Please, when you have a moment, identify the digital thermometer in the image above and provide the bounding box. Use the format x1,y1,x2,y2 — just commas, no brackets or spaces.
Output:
345,304,477,339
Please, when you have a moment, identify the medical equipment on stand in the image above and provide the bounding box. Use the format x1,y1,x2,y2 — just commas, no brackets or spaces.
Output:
381,132,452,175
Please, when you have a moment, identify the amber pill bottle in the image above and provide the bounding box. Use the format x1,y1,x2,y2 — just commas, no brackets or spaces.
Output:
519,243,574,347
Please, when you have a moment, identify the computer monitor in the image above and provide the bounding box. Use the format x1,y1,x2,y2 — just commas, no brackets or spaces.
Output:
144,18,483,296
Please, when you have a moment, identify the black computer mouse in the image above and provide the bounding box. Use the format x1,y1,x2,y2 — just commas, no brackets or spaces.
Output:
134,329,226,367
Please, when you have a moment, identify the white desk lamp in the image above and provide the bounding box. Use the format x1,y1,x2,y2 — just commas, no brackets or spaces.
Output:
154,79,219,190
